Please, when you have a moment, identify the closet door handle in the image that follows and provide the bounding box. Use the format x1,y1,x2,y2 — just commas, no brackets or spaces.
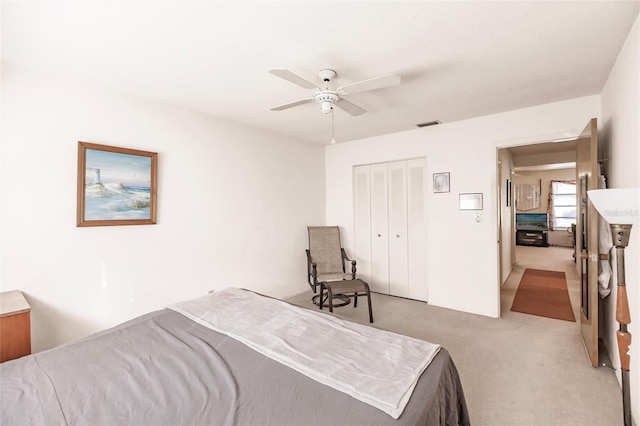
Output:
396,234,400,238
377,234,381,237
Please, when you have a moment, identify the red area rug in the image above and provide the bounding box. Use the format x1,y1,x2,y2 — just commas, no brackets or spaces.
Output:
511,269,575,322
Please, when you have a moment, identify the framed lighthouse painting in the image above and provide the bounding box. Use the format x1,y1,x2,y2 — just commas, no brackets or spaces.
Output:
77,142,157,227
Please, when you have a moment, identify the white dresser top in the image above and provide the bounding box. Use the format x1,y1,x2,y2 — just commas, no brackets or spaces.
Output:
0,290,31,317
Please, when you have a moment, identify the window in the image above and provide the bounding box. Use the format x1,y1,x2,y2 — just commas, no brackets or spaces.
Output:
550,180,576,230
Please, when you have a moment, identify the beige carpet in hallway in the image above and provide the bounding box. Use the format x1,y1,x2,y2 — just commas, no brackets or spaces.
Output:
287,246,623,425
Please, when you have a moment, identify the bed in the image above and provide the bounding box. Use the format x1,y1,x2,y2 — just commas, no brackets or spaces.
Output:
0,288,469,425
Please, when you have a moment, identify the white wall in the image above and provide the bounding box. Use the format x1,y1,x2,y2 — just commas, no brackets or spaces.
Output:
0,66,326,351
325,95,600,317
600,15,639,422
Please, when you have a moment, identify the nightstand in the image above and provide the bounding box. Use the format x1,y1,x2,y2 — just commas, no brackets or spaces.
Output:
0,290,32,362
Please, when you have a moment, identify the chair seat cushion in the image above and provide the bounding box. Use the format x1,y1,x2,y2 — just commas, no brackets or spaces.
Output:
322,279,368,294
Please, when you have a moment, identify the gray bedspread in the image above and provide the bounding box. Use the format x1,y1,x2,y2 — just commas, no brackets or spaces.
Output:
1,308,469,425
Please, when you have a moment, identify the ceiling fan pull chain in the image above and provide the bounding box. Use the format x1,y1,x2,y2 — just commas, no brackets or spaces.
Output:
331,107,336,145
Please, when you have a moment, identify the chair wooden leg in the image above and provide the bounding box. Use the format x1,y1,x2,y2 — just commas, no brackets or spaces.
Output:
319,284,325,310
354,293,358,308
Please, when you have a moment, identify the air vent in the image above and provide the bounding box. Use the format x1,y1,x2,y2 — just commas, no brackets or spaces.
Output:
416,120,441,128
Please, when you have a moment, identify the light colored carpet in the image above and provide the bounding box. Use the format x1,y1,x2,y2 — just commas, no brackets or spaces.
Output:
287,246,623,425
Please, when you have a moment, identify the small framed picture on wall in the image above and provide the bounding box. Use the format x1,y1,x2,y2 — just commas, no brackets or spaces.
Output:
433,172,450,193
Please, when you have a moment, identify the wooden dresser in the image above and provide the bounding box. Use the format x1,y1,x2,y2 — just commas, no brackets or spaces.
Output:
0,290,32,362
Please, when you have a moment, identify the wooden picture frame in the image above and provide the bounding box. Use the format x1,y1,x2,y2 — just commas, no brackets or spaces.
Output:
77,142,157,227
459,193,483,210
433,172,450,193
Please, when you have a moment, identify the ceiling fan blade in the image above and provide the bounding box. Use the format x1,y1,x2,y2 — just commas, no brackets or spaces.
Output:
270,98,314,111
335,98,366,116
337,73,401,95
269,69,319,90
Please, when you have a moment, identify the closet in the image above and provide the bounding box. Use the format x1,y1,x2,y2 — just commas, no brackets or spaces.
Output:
353,157,428,302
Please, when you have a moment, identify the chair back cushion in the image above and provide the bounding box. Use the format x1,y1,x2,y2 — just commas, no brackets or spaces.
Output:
308,226,344,274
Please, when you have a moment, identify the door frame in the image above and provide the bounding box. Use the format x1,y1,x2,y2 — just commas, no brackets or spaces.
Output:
494,130,585,318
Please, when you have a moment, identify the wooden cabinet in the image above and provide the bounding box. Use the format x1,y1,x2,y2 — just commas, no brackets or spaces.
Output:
0,291,31,362
354,158,428,301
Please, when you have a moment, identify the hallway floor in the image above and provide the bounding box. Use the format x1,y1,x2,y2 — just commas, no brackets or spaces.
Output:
501,245,582,333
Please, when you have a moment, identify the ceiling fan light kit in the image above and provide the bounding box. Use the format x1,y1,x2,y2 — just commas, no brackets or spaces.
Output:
314,91,339,114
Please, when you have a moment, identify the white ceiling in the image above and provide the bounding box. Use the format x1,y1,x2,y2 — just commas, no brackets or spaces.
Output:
2,1,639,145
509,138,578,170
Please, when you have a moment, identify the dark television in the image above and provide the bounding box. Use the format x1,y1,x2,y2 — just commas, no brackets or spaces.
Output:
515,213,549,231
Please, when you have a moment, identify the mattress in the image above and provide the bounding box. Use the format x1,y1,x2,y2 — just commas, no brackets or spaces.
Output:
0,292,470,425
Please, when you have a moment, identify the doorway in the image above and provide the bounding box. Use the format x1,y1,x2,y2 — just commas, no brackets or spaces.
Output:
496,118,603,368
498,140,579,331
498,138,579,283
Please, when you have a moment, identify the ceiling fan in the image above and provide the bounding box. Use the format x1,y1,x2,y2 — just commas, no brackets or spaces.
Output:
269,68,401,116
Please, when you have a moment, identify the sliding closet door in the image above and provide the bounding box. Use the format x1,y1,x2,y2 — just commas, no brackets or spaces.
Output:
388,161,409,297
353,165,372,284
407,158,428,301
370,163,389,294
